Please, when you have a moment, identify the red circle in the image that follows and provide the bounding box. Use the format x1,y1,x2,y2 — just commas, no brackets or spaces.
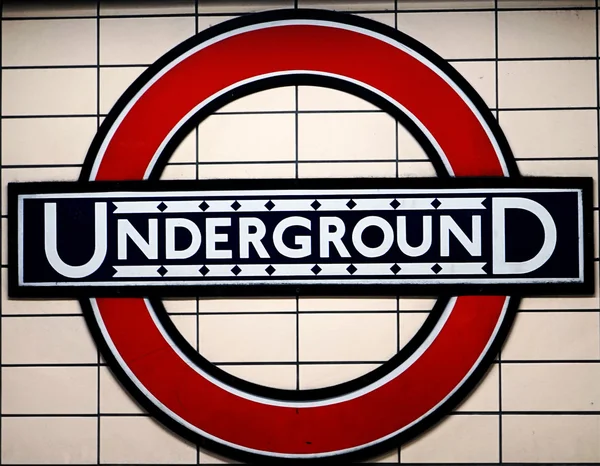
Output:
88,19,510,459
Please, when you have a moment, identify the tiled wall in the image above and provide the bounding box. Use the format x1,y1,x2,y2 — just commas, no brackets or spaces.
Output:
2,0,600,464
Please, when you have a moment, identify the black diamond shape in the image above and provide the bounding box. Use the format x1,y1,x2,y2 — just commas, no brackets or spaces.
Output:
390,263,401,275
346,264,357,275
431,263,442,274
346,199,357,210
265,200,276,211
157,202,167,212
390,199,401,210
266,265,276,276
157,266,168,277
231,265,242,276
311,200,322,210
431,198,442,209
311,264,322,275
231,200,241,211
199,201,209,211
199,265,210,276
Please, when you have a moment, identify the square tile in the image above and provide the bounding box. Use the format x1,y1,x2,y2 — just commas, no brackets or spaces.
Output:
2,316,97,364
452,60,496,109
100,17,195,65
500,109,597,158
3,19,96,66
396,12,495,59
299,113,396,161
2,117,96,166
99,66,146,114
398,124,429,160
456,364,499,412
401,414,499,463
100,416,196,464
170,314,197,349
198,314,296,363
2,68,97,116
502,415,600,463
2,417,97,464
502,312,600,360
2,366,97,414
502,363,600,411
169,130,196,164
299,313,396,362
399,312,428,347
198,114,295,163
498,60,596,108
499,10,596,58
100,366,144,414
299,363,379,389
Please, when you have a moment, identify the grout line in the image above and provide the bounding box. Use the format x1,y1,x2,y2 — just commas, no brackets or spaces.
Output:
95,2,101,464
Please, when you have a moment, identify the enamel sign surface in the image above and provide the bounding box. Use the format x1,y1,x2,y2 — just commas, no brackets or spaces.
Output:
8,9,594,464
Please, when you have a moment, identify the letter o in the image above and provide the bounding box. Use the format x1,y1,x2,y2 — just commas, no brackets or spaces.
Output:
352,216,394,258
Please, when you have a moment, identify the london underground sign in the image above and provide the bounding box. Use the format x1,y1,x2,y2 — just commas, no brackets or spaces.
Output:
8,9,594,463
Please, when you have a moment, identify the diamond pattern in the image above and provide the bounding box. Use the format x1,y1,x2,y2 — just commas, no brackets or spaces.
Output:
231,200,241,211
199,201,210,211
311,264,322,275
346,199,357,210
390,199,401,210
311,200,322,210
346,264,357,275
265,200,276,211
157,202,168,212
199,265,210,276
431,263,442,274
431,198,441,209
265,265,276,276
390,263,401,275
231,265,242,276
157,266,168,276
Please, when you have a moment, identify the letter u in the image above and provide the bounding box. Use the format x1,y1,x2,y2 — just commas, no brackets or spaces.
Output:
44,202,108,278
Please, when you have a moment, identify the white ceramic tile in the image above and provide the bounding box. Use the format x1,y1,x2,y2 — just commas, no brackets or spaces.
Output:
2,366,97,414
456,364,499,412
3,19,96,66
221,364,297,389
99,66,146,114
399,298,437,311
168,130,196,164
396,12,495,59
299,297,396,312
100,1,194,15
357,13,396,28
502,363,600,411
499,10,596,58
100,17,195,64
452,61,496,109
299,162,397,178
498,0,595,7
1,316,97,364
198,162,296,179
198,114,295,162
401,414,499,463
197,297,295,313
100,367,144,414
399,312,428,347
198,314,296,362
299,313,396,362
500,109,597,158
160,163,196,180
2,68,97,116
162,298,197,314
398,124,429,161
298,86,379,111
100,417,196,464
197,15,236,32
397,1,494,9
499,60,597,108
2,117,96,166
503,312,600,360
503,415,600,463
397,161,437,177
299,363,379,389
219,87,296,112
2,417,97,464
170,314,198,348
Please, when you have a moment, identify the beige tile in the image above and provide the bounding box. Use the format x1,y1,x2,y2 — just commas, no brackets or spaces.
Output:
517,159,598,206
457,364,499,412
500,109,597,158
499,60,596,108
399,298,437,311
298,0,393,9
299,313,396,362
198,1,293,13
499,10,596,58
397,161,437,177
197,15,236,32
163,298,197,314
169,130,196,164
198,114,295,162
100,367,143,415
299,363,379,389
2,417,97,464
99,66,146,114
219,87,295,112
3,19,96,66
221,364,297,389
357,13,396,28
398,124,429,160
401,414,499,463
2,117,96,166
2,269,82,315
502,414,600,463
198,162,295,179
170,314,197,349
2,366,97,414
198,314,296,362
100,17,195,65
160,163,196,180
2,1,97,17
299,113,396,161
298,86,378,111
2,166,80,214
503,312,600,360
199,449,239,464
399,312,428,347
299,162,397,178
368,449,400,463
498,0,595,7
299,297,396,312
100,416,196,464
452,61,496,109
396,12,495,59
2,68,97,115
100,1,194,15
2,316,97,364
197,297,295,313
397,1,494,8
503,363,600,411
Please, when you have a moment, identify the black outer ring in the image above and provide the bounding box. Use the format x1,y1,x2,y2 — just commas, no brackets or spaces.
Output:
77,9,521,464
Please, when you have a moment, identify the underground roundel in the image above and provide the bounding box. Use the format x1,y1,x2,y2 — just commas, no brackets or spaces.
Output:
8,9,594,464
